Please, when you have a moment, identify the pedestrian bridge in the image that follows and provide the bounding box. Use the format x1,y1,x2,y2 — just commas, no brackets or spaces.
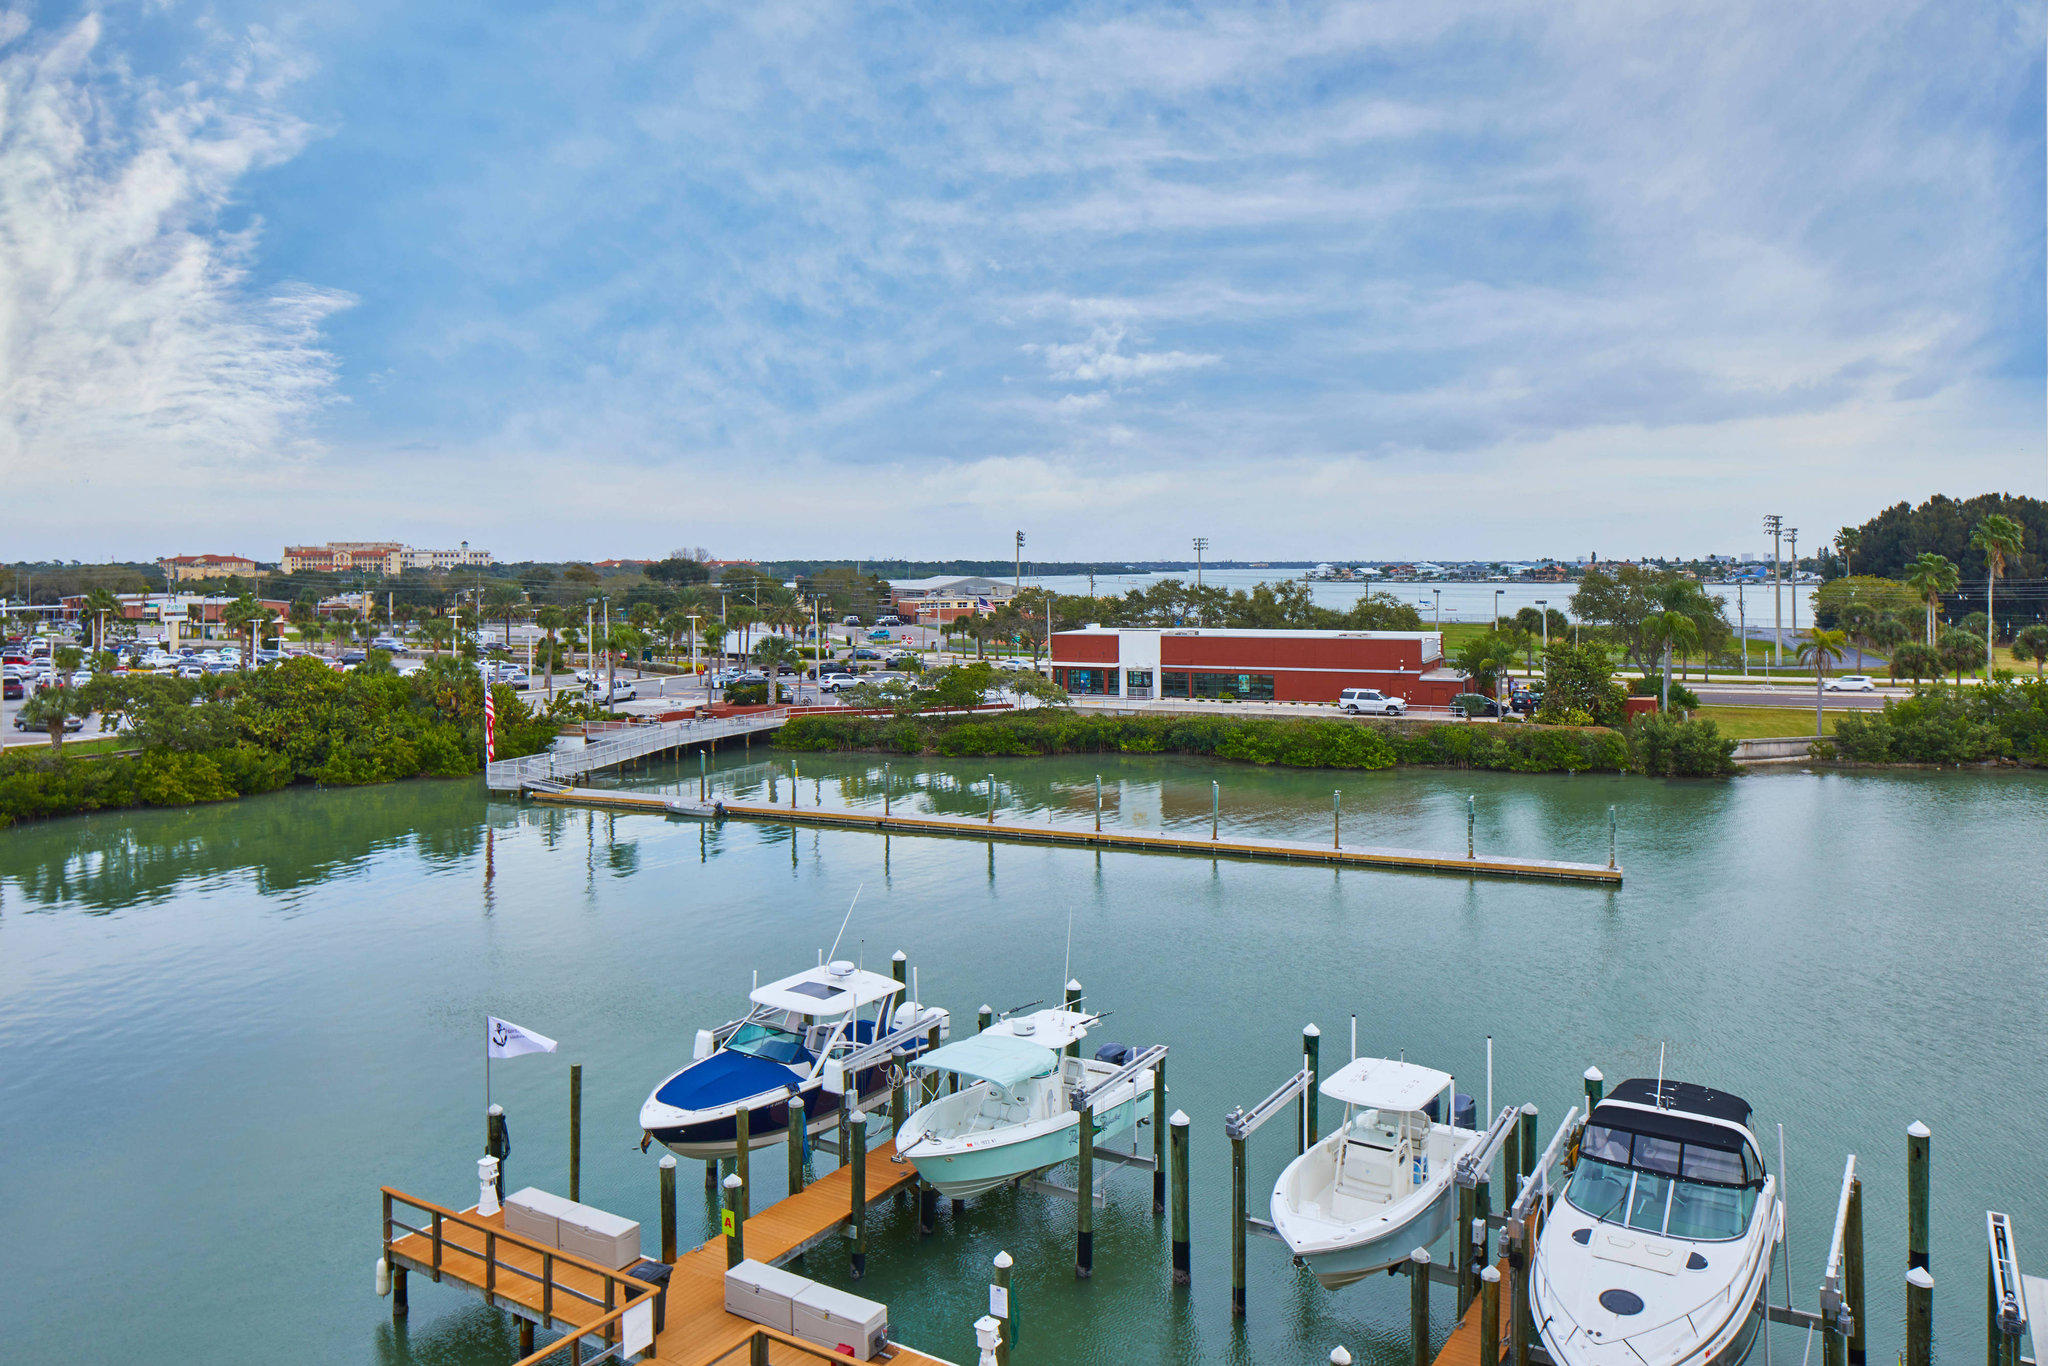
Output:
485,709,790,792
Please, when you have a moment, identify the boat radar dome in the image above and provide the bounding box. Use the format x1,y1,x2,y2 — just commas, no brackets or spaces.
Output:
828,959,857,978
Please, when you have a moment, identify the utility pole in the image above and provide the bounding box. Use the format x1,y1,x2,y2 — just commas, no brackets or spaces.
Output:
1786,528,1799,655
585,599,595,677
1014,531,1025,593
1192,537,1209,625
602,596,613,699
1432,588,1441,630
688,613,703,702
1763,515,1783,671
1738,583,1748,677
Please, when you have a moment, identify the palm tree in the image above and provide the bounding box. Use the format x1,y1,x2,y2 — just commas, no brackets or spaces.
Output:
221,594,262,667
419,617,454,656
1904,552,1959,645
533,606,567,702
484,583,525,651
1644,585,1702,715
754,636,802,692
2014,624,2048,679
1833,527,1861,578
1868,612,1908,672
1838,603,1876,670
1937,627,1979,687
81,587,120,652
1889,642,1938,685
1797,628,1849,736
727,605,762,663
1968,514,2025,674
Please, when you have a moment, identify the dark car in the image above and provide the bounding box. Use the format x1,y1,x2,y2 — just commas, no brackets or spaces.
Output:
14,710,84,732
340,650,367,665
1508,690,1543,716
3,676,22,700
851,648,881,661
1449,693,1506,719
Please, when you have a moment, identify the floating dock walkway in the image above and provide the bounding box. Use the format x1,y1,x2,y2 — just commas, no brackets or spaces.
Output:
528,789,1624,884
381,1135,953,1366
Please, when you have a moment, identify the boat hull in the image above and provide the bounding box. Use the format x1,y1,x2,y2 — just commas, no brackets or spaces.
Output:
1297,1180,1460,1289
646,1069,892,1160
909,1092,1145,1200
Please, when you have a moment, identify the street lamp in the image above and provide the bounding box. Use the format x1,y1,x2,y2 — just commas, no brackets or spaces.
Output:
1493,589,1503,629
1764,514,1783,670
1014,531,1025,592
1432,589,1441,630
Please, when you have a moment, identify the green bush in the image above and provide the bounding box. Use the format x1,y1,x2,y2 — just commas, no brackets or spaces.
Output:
1829,682,2048,766
1628,716,1737,777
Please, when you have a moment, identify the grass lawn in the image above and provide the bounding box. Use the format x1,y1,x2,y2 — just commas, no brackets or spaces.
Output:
9,735,138,758
1692,705,1840,740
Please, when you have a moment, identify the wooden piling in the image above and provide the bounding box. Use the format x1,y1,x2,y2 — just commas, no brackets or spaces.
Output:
1503,1125,1521,1211
1479,1266,1501,1366
849,1112,869,1279
992,1251,1015,1366
391,1263,408,1317
1583,1066,1604,1109
518,1318,533,1355
1518,1104,1538,1183
568,1064,582,1202
1064,980,1083,1060
1301,1024,1320,1153
735,1106,751,1207
659,1155,677,1261
787,1097,807,1196
1457,1184,1479,1314
1152,1059,1169,1214
978,1005,993,1034
723,1172,745,1268
1076,1101,1095,1279
1907,1121,1930,1272
1410,1249,1432,1366
1170,1110,1191,1286
1230,1127,1247,1316
1845,1176,1866,1366
1094,774,1102,833
487,1104,508,1195
1906,1267,1933,1366
706,1157,718,1193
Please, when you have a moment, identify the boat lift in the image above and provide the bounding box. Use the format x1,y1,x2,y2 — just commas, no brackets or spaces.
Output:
1987,1211,2040,1366
1023,1043,1170,1209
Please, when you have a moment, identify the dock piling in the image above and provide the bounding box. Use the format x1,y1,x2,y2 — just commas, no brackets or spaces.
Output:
1519,1104,1538,1184
1170,1110,1191,1285
568,1063,582,1202
1301,1024,1320,1153
722,1171,747,1268
1583,1066,1604,1109
1457,1185,1478,1314
1503,1125,1521,1211
1907,1121,1930,1272
699,751,705,800
849,1111,869,1279
1409,1248,1432,1366
1906,1267,1933,1366
992,1251,1014,1366
1608,804,1617,870
1095,775,1102,833
787,1097,807,1196
1468,795,1476,859
986,773,996,822
1064,980,1083,1060
1479,1266,1501,1366
978,1004,993,1034
486,1104,507,1195
1845,1175,1866,1366
1333,789,1341,848
659,1155,677,1261
391,1263,408,1318
1152,1059,1168,1213
1212,780,1220,840
1230,1124,1247,1316
1076,1102,1095,1279
735,1106,751,1208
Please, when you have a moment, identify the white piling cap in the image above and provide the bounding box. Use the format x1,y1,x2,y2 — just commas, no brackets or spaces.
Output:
488,1103,504,1116
1066,979,1083,992
659,1154,677,1170
1584,1066,1604,1082
1907,1120,1931,1138
1907,1267,1935,1289
1332,1350,1354,1366
993,1251,1013,1269
724,1173,744,1189
790,1094,806,1110
892,950,907,962
850,1110,868,1126
1522,1101,1539,1115
1481,1266,1501,1283
1410,1247,1431,1265
1304,1023,1321,1037
1169,1109,1191,1127
980,1004,994,1015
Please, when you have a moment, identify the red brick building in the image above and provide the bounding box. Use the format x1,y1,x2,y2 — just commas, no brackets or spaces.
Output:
1048,626,1469,705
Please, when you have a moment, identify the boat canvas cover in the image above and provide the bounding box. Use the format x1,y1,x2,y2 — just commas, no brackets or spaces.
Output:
748,965,900,1017
655,1050,797,1111
1320,1058,1452,1112
911,1034,1057,1092
1605,1078,1752,1128
1588,1099,1749,1153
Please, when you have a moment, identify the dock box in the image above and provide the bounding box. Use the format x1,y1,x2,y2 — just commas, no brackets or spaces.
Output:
502,1188,577,1247
724,1260,812,1335
791,1282,889,1360
557,1206,641,1269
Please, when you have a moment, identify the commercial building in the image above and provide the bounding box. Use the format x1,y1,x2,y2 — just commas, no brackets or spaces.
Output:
887,576,1016,624
281,542,493,575
1048,625,1469,705
58,592,290,645
159,554,259,584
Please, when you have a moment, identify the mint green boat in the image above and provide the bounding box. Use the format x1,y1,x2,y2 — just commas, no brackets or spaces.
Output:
893,1009,1158,1200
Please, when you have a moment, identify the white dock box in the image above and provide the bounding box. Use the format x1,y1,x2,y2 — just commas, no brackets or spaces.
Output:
724,1259,811,1335
791,1282,889,1360
557,1206,642,1269
502,1188,576,1247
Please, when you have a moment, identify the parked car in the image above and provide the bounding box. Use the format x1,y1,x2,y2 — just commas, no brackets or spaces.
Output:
867,629,892,641
15,710,84,732
733,670,769,687
371,636,403,651
874,615,903,627
3,676,21,700
841,614,864,626
850,648,881,661
592,680,638,704
1337,688,1407,716
1448,693,1506,719
1824,675,1877,693
819,672,860,692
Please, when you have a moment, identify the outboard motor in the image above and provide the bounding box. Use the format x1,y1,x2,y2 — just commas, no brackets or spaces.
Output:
891,1002,952,1050
1094,1042,1139,1066
1424,1092,1478,1128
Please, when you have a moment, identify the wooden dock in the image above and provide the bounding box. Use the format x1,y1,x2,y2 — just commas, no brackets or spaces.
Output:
529,789,1624,884
382,1136,957,1366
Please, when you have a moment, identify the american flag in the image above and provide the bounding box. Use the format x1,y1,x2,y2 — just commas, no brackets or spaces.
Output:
483,689,497,763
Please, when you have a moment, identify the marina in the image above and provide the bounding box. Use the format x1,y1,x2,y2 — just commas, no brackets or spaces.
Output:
3,757,2044,1365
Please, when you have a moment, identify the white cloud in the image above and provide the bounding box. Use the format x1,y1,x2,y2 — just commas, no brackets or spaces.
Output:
1024,325,1220,385
0,15,349,486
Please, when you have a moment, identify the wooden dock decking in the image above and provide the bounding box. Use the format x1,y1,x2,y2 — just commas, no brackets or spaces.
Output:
383,1136,955,1366
530,789,1623,884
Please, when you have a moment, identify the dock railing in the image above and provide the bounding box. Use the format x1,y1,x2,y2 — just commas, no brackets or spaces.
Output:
487,708,790,791
380,1188,658,1364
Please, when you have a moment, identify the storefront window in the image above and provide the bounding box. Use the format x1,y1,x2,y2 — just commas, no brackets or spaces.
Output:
1190,672,1274,700
1125,670,1154,697
1060,668,1110,695
1162,672,1191,698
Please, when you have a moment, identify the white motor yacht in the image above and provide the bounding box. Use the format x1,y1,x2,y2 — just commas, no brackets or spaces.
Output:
1532,1078,1782,1366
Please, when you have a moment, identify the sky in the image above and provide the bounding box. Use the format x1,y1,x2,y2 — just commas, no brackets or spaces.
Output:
0,0,2042,564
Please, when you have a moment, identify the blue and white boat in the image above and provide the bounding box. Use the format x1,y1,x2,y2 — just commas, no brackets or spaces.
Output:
1270,1058,1483,1289
891,1008,1156,1200
639,960,948,1160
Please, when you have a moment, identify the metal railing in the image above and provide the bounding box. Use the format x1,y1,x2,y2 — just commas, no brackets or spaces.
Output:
486,709,790,791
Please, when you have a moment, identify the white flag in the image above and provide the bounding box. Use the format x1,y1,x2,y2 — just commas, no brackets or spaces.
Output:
487,1016,558,1059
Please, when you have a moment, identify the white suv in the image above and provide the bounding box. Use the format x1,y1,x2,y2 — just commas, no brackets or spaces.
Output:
1823,675,1877,693
1338,688,1407,716
819,672,860,692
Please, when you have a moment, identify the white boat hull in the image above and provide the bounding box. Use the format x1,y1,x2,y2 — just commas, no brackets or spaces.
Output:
906,1090,1147,1199
1297,1178,1459,1288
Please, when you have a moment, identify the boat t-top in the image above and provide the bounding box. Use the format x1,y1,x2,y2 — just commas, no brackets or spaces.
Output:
1270,1057,1482,1288
639,959,948,1159
1532,1077,1782,1366
891,1007,1158,1200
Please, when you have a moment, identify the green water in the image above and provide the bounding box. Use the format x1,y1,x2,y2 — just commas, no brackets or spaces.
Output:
3,756,2043,1366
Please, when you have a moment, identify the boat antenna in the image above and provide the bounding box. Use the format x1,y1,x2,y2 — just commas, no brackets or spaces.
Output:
1061,903,1075,1002
1486,1036,1494,1120
1777,1123,1792,1311
825,883,864,964
1350,1014,1357,1063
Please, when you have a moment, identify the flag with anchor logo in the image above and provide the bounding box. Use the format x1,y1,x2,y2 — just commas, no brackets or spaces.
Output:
486,1016,557,1059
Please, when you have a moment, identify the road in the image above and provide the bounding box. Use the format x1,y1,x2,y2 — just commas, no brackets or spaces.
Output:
1689,683,1901,710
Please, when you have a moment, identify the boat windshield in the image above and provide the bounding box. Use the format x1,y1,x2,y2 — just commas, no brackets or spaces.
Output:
726,1022,812,1066
1566,1124,1761,1241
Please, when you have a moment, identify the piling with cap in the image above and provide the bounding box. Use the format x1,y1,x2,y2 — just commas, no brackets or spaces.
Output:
1094,775,1102,833
978,1004,993,1034
1480,1266,1502,1366
1301,1024,1321,1153
721,1171,746,1267
1907,1121,1930,1272
849,1111,869,1278
1409,1248,1432,1366
486,1104,508,1195
1584,1066,1604,1109
1333,1350,1353,1366
1468,795,1476,859
1212,780,1220,840
659,1155,678,1261
787,1096,807,1196
1457,1184,1479,1315
1170,1111,1192,1285
568,1063,583,1201
735,1105,752,1208
1064,980,1083,1059
1333,789,1341,847
1906,1267,1933,1366
1152,1058,1169,1213
1076,1101,1095,1278
891,953,911,1140
1845,1175,1866,1366
1230,1119,1248,1316
992,1251,1015,1366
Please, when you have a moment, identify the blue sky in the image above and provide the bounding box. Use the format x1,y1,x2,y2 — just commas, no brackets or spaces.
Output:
1,0,2041,562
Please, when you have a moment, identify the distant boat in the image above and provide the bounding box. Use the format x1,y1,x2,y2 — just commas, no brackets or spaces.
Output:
639,960,948,1159
1269,1058,1481,1288
1531,1077,1781,1366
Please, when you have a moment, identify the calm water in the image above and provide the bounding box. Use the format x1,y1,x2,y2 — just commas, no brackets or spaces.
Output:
2,757,2041,1366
